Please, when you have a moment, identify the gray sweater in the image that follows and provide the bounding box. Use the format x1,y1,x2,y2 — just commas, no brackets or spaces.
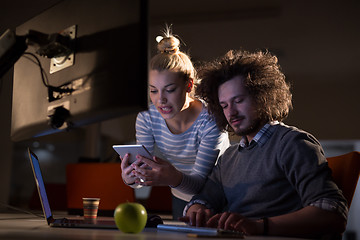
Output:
192,124,347,219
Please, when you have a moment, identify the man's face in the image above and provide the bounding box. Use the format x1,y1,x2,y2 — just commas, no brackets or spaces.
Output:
218,76,263,140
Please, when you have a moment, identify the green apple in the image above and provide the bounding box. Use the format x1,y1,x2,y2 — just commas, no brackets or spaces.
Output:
113,202,147,233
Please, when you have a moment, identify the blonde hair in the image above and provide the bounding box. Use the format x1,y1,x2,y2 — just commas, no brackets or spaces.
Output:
150,26,197,87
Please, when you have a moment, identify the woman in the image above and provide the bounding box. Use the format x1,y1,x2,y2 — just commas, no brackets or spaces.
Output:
121,27,229,219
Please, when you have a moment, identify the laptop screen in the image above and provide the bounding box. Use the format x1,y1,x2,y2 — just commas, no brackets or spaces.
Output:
28,149,52,220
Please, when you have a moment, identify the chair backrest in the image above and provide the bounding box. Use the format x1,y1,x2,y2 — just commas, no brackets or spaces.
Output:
66,163,135,213
326,151,360,207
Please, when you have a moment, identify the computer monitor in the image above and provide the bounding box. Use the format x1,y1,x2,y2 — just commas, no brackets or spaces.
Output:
11,0,148,141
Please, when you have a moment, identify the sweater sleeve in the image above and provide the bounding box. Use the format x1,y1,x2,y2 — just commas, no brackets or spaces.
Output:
278,129,348,210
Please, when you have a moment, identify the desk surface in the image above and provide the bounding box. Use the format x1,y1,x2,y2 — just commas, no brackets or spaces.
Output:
0,213,309,240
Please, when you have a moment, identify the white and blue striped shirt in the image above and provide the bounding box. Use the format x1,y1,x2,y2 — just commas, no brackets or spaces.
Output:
136,104,229,201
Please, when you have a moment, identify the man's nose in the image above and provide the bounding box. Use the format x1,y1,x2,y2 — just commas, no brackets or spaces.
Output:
228,104,238,116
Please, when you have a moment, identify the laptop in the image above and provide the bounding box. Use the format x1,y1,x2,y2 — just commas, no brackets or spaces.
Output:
28,148,118,229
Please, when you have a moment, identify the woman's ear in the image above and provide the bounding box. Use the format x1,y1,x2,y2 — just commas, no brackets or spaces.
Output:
186,79,194,93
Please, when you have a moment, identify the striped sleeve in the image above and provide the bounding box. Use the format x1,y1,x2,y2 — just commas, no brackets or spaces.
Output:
135,104,229,196
174,114,229,194
135,110,155,155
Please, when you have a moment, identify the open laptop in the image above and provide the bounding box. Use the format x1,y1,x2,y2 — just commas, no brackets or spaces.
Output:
28,148,118,229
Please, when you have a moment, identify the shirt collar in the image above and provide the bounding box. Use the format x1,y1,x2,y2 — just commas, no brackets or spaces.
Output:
239,121,279,148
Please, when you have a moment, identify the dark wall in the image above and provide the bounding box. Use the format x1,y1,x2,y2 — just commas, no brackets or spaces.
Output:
148,0,360,140
1,0,359,208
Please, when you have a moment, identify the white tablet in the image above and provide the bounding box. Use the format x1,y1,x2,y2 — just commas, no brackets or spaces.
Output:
112,144,152,164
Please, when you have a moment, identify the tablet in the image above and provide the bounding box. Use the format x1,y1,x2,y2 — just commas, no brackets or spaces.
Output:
157,224,244,238
112,144,152,164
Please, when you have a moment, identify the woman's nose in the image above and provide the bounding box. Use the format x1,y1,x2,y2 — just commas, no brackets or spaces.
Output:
158,93,167,104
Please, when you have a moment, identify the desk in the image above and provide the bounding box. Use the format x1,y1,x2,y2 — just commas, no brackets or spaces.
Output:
0,213,309,240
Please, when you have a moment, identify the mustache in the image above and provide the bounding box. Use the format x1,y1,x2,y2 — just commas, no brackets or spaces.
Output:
229,115,244,123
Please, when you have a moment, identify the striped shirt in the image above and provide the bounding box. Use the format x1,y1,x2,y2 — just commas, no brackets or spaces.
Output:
136,104,229,201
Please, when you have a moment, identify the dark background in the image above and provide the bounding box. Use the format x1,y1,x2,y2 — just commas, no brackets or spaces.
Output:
0,0,359,236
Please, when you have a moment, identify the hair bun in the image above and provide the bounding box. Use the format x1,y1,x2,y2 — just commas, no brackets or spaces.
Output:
157,36,180,54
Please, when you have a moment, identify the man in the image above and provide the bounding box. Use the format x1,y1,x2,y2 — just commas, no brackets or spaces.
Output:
181,50,348,238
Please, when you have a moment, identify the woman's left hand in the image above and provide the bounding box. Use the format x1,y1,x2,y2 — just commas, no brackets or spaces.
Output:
132,155,183,187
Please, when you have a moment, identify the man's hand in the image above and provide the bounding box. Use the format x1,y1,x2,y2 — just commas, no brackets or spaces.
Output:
208,212,262,235
180,205,262,235
179,204,213,227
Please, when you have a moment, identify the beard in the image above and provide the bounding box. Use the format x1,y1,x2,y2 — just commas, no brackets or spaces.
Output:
232,116,264,137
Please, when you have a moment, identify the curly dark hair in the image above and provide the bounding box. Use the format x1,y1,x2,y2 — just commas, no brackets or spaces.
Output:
195,49,292,132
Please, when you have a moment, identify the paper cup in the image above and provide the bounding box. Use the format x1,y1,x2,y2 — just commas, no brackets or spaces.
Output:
82,197,100,223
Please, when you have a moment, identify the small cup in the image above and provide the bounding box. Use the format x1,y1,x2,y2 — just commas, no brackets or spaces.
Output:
82,197,100,223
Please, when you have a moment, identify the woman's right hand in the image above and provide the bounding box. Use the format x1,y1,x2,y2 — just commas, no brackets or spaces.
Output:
120,153,138,185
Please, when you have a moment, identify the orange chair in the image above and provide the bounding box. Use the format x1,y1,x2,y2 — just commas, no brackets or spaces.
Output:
326,151,360,207
66,163,135,215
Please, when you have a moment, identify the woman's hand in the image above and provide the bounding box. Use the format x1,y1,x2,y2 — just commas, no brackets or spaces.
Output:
120,153,140,185
207,212,262,235
132,155,183,187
